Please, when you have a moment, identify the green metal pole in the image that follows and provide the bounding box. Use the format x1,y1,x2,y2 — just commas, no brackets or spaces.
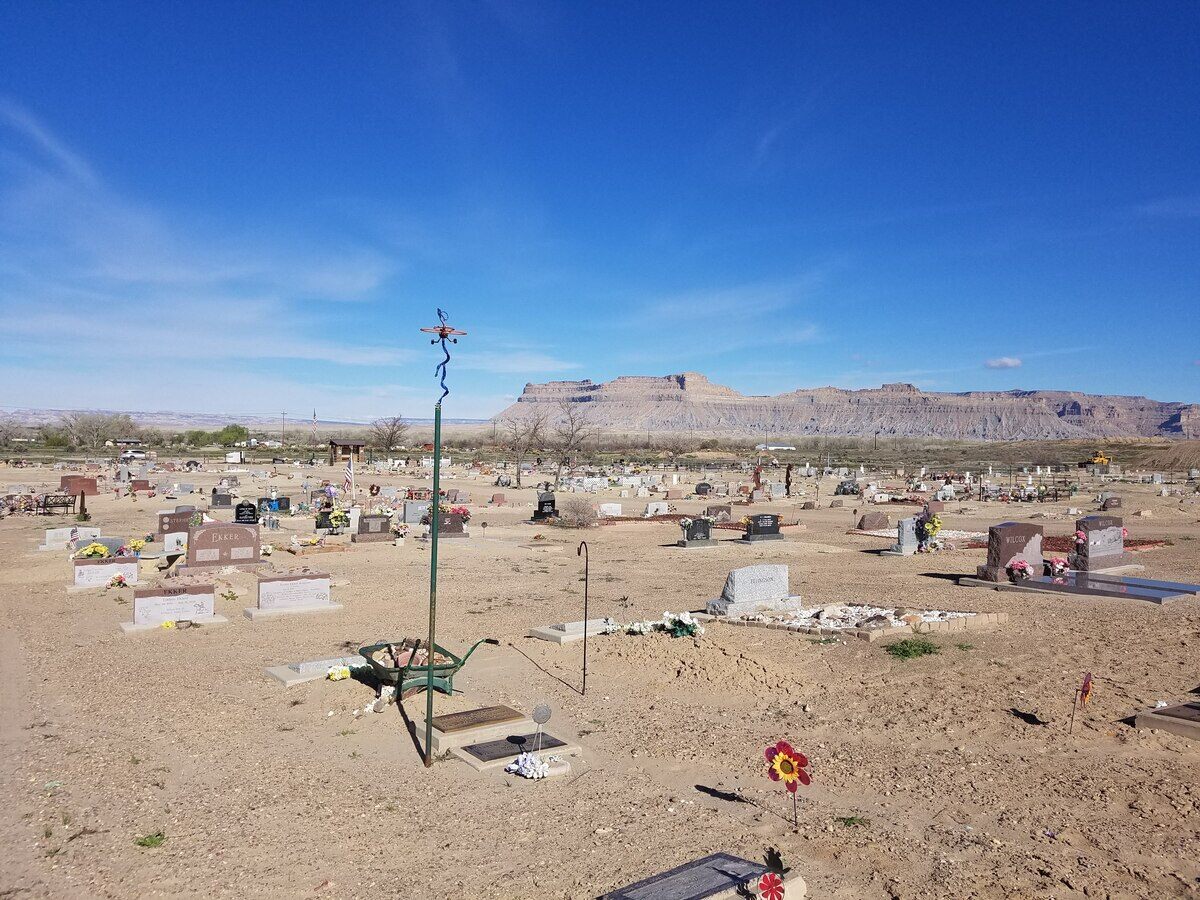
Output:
424,402,442,767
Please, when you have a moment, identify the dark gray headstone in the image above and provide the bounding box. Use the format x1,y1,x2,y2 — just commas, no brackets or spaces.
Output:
234,501,259,525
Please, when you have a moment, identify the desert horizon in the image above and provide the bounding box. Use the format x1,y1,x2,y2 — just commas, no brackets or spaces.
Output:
2,3,1198,899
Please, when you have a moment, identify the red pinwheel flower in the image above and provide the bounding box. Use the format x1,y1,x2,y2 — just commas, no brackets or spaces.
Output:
765,740,810,793
757,871,785,900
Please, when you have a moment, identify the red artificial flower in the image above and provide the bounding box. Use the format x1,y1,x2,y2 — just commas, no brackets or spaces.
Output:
757,871,785,900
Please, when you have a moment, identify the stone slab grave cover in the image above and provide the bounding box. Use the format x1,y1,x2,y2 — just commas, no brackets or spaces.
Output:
233,501,259,525
645,501,669,517
705,504,732,523
601,852,786,900
974,522,1044,582
351,513,392,543
246,571,340,619
122,582,228,632
73,557,139,588
707,564,803,617
158,509,193,554
528,618,611,644
40,526,101,551
1068,515,1129,572
451,730,581,772
415,705,535,755
741,513,784,542
264,654,366,687
857,511,889,531
1135,701,1200,742
1021,571,1193,604
882,517,919,556
184,523,261,569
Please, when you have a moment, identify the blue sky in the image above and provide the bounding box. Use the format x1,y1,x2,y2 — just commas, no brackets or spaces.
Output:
1,2,1197,420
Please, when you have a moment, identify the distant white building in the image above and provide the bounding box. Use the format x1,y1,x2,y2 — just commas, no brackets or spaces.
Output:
755,443,797,451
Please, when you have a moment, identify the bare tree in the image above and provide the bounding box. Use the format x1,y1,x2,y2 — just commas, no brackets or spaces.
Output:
550,401,597,485
657,433,696,465
369,416,410,452
0,416,23,448
60,412,136,449
501,412,546,488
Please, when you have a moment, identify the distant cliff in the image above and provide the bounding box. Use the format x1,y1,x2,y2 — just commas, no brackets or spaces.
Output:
495,373,1198,440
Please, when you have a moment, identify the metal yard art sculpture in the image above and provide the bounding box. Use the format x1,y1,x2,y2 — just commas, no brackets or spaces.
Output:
419,309,467,767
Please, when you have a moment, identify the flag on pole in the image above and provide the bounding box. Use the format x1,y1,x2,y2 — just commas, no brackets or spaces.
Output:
343,457,355,499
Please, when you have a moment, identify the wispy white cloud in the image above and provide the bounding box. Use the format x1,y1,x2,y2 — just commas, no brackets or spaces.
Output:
0,101,409,385
458,350,581,375
1136,195,1200,218
985,356,1022,369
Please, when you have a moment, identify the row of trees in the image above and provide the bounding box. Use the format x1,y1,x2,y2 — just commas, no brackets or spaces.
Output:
0,413,255,451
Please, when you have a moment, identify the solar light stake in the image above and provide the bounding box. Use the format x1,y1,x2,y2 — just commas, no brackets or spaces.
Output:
578,541,589,696
419,311,466,768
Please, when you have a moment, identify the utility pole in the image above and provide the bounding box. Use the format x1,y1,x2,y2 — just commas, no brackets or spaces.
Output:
281,411,286,449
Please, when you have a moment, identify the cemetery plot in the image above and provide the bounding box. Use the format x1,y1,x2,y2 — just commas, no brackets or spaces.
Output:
989,572,1198,605
413,705,535,755
450,730,581,772
72,558,139,589
740,514,784,543
245,572,341,620
601,853,793,900
706,565,803,617
182,523,262,570
1134,701,1200,741
351,513,392,542
264,654,367,687
717,602,1006,641
40,526,100,551
1068,515,1131,572
158,510,193,554
528,618,611,644
122,583,228,633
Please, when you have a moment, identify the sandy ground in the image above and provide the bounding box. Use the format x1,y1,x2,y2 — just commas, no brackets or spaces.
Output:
1,464,1198,899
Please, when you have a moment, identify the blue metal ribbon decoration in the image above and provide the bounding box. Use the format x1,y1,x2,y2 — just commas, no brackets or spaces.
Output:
434,308,452,402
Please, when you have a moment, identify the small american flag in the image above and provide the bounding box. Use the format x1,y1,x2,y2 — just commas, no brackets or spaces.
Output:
343,458,355,497
69,526,78,545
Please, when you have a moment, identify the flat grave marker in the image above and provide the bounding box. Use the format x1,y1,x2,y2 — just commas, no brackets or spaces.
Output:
246,571,340,620
601,853,771,900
